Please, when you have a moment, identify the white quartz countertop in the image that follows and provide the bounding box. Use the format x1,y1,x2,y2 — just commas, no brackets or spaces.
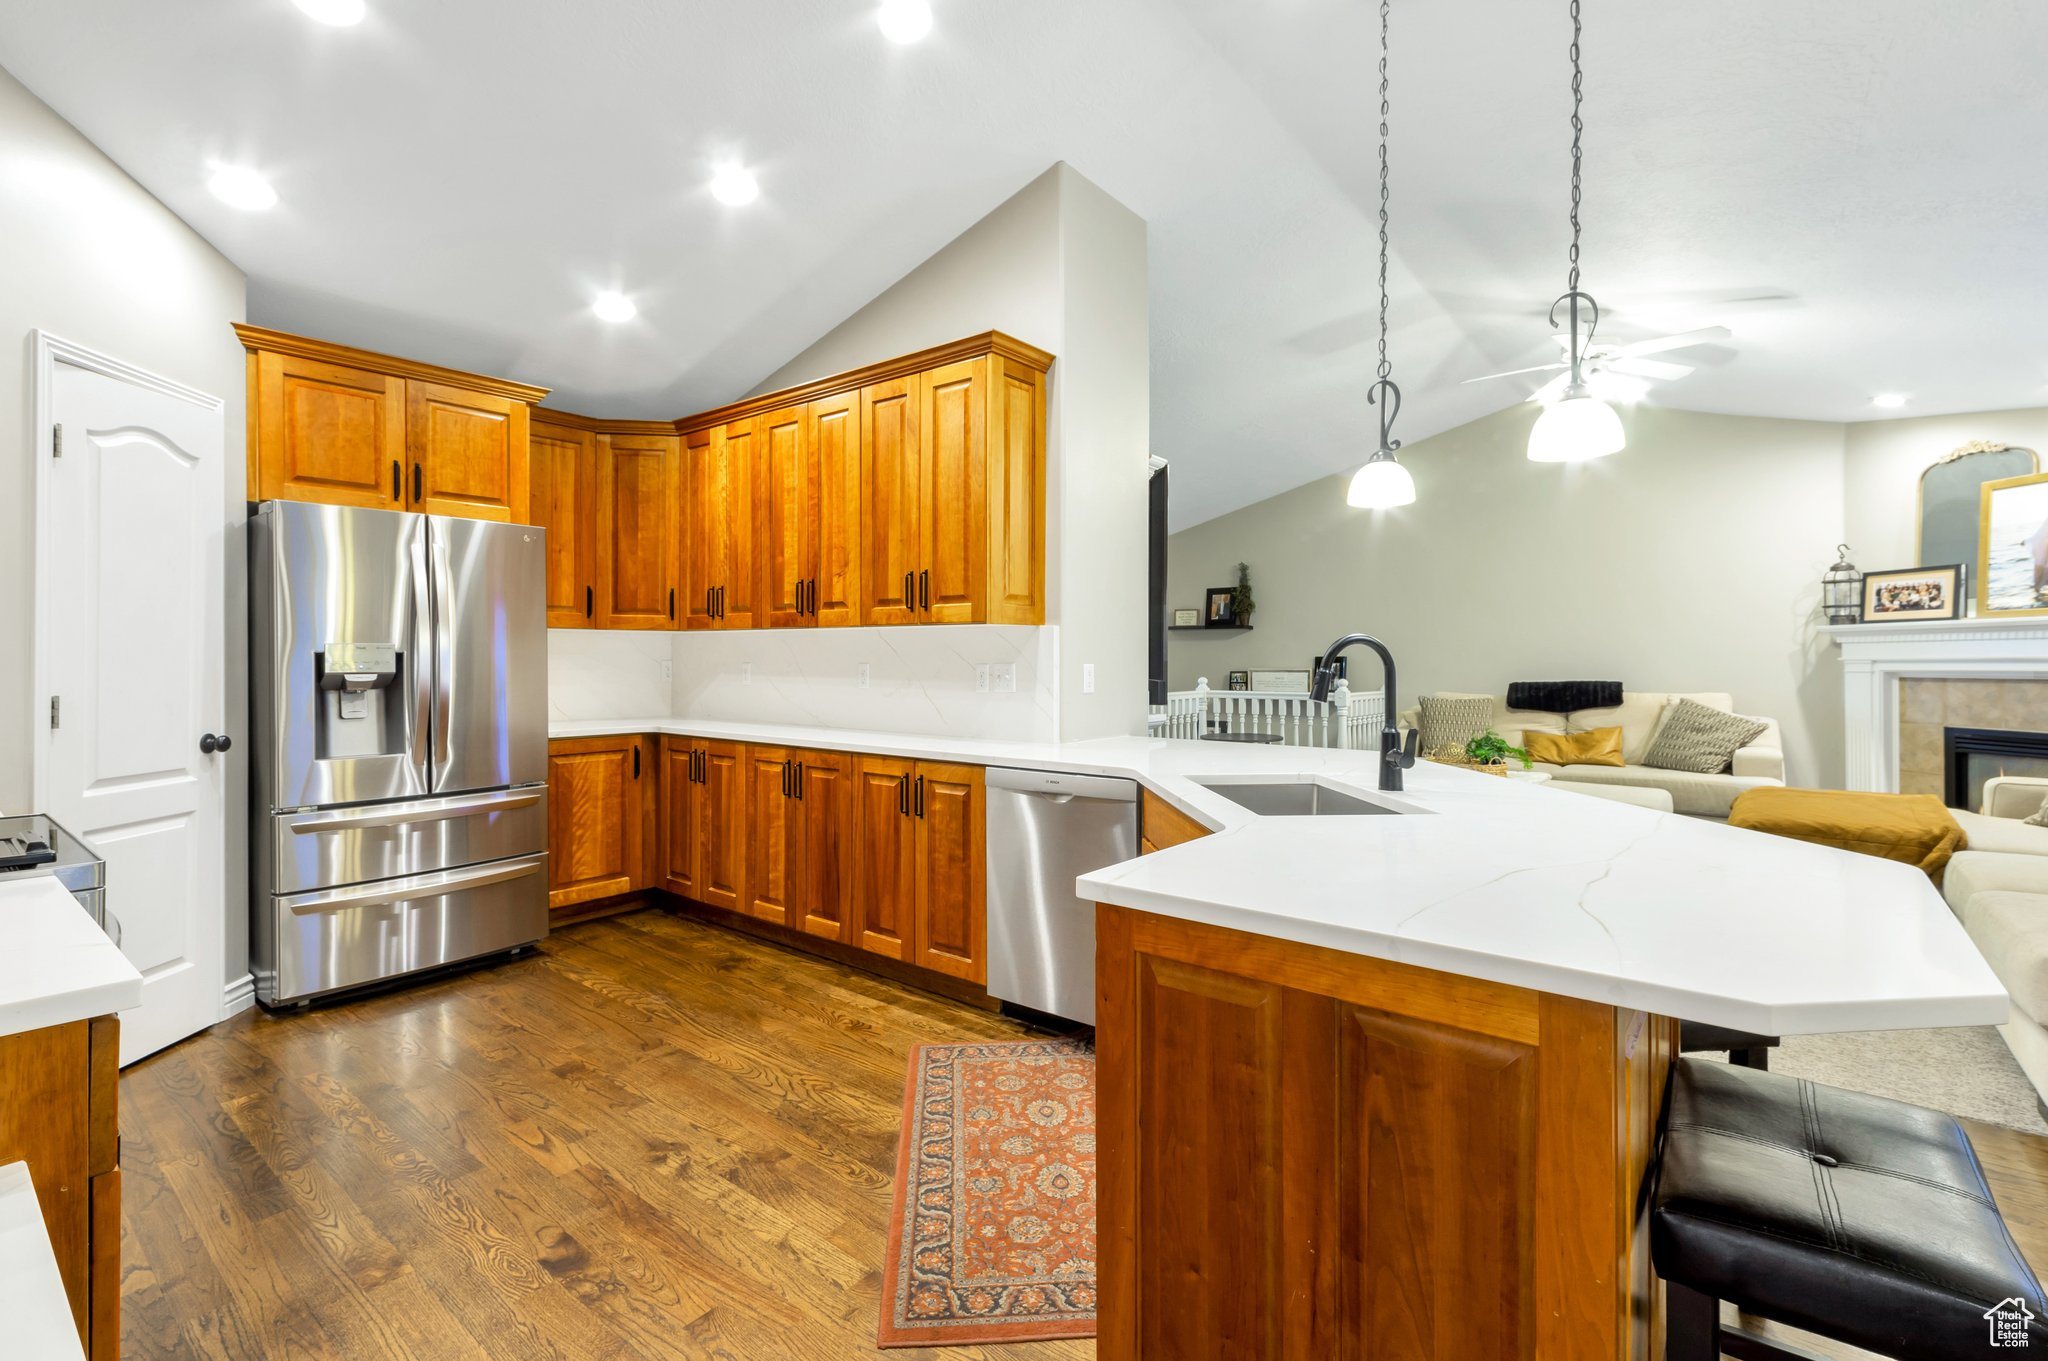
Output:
0,877,142,1038
550,716,2007,1035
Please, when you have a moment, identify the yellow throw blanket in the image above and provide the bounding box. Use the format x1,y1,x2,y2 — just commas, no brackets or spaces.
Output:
1728,787,1966,882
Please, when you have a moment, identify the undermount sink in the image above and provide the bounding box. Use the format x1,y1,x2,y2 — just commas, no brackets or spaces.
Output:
1194,781,1398,817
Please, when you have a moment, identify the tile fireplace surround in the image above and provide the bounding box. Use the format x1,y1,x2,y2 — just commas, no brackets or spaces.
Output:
1827,616,2048,793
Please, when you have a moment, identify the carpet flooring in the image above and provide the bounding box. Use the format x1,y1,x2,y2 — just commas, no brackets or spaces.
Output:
1705,1025,2048,1134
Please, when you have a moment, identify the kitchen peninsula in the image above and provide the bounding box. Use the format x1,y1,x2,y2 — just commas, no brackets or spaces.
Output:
551,715,2004,1361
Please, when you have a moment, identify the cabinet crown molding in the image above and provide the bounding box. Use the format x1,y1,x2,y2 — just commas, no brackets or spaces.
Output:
675,330,1054,435
532,408,681,438
232,324,551,404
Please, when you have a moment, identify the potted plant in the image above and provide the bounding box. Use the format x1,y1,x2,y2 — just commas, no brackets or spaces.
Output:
1463,729,1532,775
1231,562,1255,624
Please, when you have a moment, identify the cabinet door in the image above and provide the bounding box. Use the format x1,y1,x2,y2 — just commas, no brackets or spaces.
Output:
601,433,679,630
743,745,797,927
694,740,747,912
809,392,862,628
852,755,916,960
530,421,598,628
919,358,988,625
757,405,814,630
715,417,759,629
915,762,985,982
861,378,921,626
407,380,530,522
679,428,719,630
986,355,1047,625
254,350,405,509
793,748,855,942
547,736,646,909
659,738,698,898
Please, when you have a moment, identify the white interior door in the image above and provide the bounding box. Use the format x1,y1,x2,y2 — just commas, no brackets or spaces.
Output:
37,340,226,1065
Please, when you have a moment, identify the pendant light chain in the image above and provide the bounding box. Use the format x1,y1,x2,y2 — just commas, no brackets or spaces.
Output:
1376,0,1392,383
1567,0,1583,295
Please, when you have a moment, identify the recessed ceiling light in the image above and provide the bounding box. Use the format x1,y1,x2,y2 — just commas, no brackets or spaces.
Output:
709,164,760,206
1872,393,1908,408
877,0,933,43
207,164,278,210
592,291,637,323
292,0,366,26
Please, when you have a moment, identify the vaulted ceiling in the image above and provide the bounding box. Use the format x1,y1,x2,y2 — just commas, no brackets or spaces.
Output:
4,0,2045,527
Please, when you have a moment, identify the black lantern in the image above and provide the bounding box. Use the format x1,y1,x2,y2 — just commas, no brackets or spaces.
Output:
1823,544,1861,624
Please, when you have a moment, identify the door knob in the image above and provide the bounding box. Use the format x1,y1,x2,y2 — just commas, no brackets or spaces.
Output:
200,733,231,754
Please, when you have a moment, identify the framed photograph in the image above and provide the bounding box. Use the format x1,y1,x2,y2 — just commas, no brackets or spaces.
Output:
1227,670,1250,691
1980,472,2048,617
1250,668,1311,693
1860,564,1962,621
1204,587,1237,626
1172,607,1200,628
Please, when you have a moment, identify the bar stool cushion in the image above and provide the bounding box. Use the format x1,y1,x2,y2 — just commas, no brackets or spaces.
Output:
1653,1058,2047,1359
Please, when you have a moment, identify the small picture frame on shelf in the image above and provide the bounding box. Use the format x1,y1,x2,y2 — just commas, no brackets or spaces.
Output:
1860,564,1963,621
1251,668,1311,693
1172,607,1200,628
1227,670,1250,691
1204,587,1237,626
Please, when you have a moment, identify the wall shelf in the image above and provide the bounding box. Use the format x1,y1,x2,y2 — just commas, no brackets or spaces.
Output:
1170,624,1253,633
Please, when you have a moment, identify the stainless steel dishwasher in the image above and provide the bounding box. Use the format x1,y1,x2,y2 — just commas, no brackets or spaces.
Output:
985,767,1140,1025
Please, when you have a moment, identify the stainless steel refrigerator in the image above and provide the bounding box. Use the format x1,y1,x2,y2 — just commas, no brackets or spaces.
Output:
250,501,549,1006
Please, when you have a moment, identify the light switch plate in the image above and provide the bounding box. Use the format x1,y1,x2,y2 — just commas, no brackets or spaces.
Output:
741,662,752,685
858,663,872,689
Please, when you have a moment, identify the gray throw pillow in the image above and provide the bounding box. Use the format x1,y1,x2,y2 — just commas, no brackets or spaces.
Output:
1417,694,1495,754
1641,698,1769,775
2022,801,2048,828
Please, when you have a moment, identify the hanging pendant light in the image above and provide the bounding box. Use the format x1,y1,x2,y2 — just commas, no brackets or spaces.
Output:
1347,0,1415,509
1527,0,1625,464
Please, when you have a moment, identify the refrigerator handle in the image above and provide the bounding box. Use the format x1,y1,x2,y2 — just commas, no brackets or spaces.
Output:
427,523,455,782
408,525,435,785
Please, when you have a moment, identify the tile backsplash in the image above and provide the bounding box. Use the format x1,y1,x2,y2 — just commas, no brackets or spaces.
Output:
547,630,673,720
670,626,1056,742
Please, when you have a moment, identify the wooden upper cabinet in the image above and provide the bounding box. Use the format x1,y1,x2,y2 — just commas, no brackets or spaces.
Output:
407,381,529,522
914,762,986,983
600,432,679,629
252,350,405,509
758,405,814,630
237,326,548,524
679,428,719,631
861,376,921,627
985,354,1048,625
853,755,916,961
920,359,989,625
530,419,598,628
809,392,862,629
546,735,651,910
682,420,757,630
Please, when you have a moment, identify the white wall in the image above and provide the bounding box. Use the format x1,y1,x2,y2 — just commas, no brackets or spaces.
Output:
1168,403,1850,786
0,67,250,984
1842,406,2048,569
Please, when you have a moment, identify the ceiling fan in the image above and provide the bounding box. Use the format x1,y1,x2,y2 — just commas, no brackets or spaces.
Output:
1464,324,1731,404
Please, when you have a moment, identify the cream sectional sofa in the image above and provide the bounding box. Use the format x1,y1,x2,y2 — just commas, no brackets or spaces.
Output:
1398,690,1785,818
1943,776,2048,1108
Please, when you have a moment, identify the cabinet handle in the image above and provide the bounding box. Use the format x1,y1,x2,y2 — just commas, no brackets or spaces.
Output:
669,587,675,621
715,585,724,620
904,571,914,609
706,587,714,617
391,459,401,502
695,749,705,784
914,775,924,819
919,569,928,612
633,745,641,779
585,585,593,619
794,761,804,800
412,462,422,503
898,772,909,816
781,759,790,797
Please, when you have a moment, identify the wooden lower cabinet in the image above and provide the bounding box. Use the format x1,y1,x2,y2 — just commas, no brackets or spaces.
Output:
913,762,985,982
853,756,917,960
659,737,700,899
1140,790,1211,854
743,745,799,927
1096,906,1676,1361
792,749,857,941
546,735,654,910
694,741,748,912
0,1015,120,1359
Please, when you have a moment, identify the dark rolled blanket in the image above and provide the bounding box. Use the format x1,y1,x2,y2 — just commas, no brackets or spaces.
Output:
1505,680,1623,713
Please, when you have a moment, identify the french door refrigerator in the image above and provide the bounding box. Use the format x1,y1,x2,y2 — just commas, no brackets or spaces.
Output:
250,501,549,1006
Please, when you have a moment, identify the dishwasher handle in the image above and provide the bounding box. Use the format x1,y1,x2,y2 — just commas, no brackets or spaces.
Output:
984,767,1139,801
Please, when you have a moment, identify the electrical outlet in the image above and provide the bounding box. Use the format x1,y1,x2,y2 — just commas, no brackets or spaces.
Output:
975,663,991,694
857,662,871,689
993,663,1017,694
661,660,673,689
741,662,752,685
1082,663,1096,694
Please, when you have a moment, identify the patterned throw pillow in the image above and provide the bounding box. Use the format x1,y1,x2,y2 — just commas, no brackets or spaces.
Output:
1417,694,1495,754
1641,698,1770,775
2023,800,2048,828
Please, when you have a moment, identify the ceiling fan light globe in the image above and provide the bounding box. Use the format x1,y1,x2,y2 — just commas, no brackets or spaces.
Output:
1528,392,1625,463
1346,455,1416,508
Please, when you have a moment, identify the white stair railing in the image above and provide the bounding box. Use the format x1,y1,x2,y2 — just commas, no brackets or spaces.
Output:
1153,677,1384,749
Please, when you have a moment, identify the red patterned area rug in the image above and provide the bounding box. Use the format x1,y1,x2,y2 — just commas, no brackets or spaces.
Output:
878,1038,1097,1348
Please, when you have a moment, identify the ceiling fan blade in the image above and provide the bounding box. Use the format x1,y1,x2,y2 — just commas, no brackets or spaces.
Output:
1609,326,1732,358
1462,362,1568,384
1525,373,1571,405
1603,356,1693,381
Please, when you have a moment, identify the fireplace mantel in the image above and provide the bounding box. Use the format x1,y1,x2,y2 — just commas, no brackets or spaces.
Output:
1825,616,2048,791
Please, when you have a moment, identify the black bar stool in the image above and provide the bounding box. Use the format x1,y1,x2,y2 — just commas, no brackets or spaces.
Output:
1652,1057,2046,1360
1678,1020,1779,1071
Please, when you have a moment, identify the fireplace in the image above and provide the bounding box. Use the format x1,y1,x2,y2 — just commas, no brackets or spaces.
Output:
1944,726,2048,812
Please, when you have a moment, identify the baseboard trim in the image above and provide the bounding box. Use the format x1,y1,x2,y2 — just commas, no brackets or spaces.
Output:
222,973,256,1017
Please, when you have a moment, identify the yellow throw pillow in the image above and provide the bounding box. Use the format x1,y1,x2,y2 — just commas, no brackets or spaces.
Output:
1524,726,1625,768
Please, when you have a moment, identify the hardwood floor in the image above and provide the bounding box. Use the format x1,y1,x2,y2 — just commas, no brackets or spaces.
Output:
118,909,1093,1360
118,906,2048,1361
